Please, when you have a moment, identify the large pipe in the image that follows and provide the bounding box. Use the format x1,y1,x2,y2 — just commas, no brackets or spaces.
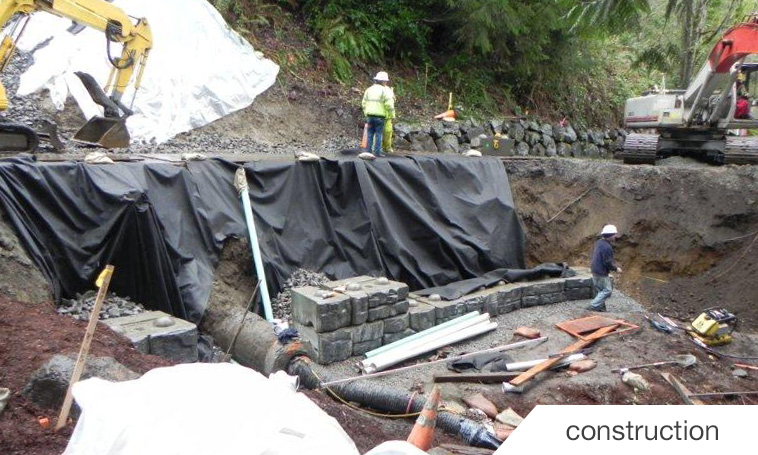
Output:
199,298,308,375
365,311,480,358
288,358,501,450
234,168,273,321
361,314,491,371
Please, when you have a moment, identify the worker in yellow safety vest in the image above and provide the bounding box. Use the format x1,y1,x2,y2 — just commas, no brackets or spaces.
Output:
382,85,396,154
362,71,395,157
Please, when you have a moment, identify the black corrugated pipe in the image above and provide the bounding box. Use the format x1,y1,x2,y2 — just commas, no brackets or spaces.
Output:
288,357,501,450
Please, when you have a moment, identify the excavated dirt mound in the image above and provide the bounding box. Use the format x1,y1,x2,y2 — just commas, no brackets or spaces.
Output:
506,158,758,330
0,297,172,455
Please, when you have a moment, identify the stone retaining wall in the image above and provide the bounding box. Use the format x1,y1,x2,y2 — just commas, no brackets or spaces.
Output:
291,268,594,364
394,118,627,159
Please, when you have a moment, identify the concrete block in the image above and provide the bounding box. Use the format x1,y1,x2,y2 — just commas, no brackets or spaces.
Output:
295,323,352,364
522,281,564,296
102,311,198,363
482,293,499,316
345,290,368,325
565,276,593,289
498,285,522,302
383,328,416,345
351,321,384,343
432,300,459,320
540,291,565,305
291,286,351,332
409,302,436,332
323,276,376,290
361,278,410,308
383,313,410,333
353,339,382,356
389,299,409,316
521,295,542,308
498,299,521,314
463,296,484,313
368,304,392,321
565,287,593,300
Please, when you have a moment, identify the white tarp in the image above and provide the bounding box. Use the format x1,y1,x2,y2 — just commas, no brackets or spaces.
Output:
14,0,279,144
63,363,359,455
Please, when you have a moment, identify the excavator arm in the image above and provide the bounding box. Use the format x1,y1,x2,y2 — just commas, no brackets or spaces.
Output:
0,0,152,149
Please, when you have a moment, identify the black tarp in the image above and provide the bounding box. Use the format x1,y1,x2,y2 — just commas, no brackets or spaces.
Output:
0,155,524,322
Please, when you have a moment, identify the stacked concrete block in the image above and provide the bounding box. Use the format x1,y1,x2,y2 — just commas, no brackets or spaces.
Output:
521,279,565,308
408,300,436,332
102,311,198,363
291,277,411,364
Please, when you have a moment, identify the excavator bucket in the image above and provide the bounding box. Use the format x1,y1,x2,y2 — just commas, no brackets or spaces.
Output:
73,116,130,149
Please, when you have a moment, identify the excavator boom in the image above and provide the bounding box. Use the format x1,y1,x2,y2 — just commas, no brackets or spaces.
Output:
0,0,152,151
621,14,758,165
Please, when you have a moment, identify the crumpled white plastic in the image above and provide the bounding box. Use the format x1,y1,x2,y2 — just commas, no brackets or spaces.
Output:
14,0,278,144
63,363,359,455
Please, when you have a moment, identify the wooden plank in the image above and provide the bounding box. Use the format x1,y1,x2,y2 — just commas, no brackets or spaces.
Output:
509,324,618,387
661,372,705,405
734,363,758,371
433,372,520,383
54,265,114,431
556,315,640,341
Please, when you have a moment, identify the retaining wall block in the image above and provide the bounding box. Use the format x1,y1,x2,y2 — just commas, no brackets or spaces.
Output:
482,293,499,316
295,323,352,364
368,304,393,321
498,299,521,314
353,339,382,356
389,299,409,316
521,295,542,308
463,295,484,313
351,320,384,343
383,328,416,345
291,286,351,333
565,287,593,300
409,301,437,332
383,313,410,333
521,281,564,296
345,290,368,325
565,276,593,289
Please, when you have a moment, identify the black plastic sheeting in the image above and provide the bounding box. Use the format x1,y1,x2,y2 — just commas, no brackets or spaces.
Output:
0,155,524,322
413,262,574,301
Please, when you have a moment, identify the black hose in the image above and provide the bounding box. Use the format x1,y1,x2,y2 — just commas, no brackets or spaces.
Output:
288,359,501,450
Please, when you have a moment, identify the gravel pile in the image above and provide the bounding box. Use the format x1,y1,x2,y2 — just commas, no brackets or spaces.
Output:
0,51,54,132
271,269,330,322
57,291,147,321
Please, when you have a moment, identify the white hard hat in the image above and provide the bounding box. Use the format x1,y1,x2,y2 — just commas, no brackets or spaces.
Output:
601,224,618,235
374,71,389,82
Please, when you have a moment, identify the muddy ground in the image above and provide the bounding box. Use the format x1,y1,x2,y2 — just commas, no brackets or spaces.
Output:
506,158,758,330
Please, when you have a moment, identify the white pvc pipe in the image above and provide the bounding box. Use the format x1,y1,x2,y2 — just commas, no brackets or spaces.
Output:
364,321,498,373
234,168,273,322
360,314,491,370
364,311,480,358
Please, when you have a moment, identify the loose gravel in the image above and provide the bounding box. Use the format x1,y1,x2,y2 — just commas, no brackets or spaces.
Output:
57,291,146,321
271,268,330,322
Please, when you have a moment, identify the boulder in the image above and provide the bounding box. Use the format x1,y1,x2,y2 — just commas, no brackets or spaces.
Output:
490,119,504,134
515,142,530,156
514,327,541,339
532,143,546,156
585,143,600,158
527,120,540,131
429,121,445,139
525,131,541,146
543,136,557,157
393,123,413,140
562,125,578,143
409,132,438,152
510,122,525,142
463,393,498,419
23,355,139,414
435,134,460,154
539,123,553,137
556,142,571,157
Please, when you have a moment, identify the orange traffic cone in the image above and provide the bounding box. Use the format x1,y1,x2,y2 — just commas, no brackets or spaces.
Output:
407,385,441,451
360,123,369,149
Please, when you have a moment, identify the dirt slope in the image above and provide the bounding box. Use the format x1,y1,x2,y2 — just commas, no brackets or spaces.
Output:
506,158,758,329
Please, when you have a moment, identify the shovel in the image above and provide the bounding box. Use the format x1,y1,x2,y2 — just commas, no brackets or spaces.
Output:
611,354,697,374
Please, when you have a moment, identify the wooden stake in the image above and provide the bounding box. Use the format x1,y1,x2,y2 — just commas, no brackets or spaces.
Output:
54,265,115,431
661,372,705,405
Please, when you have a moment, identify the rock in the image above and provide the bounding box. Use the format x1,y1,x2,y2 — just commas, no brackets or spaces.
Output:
435,134,460,154
532,143,546,156
539,123,553,137
0,388,9,416
464,149,482,157
490,119,503,134
585,143,600,158
469,134,482,148
556,142,571,157
569,359,597,373
527,120,540,131
525,131,541,146
562,125,578,143
440,400,466,415
409,132,438,152
543,136,557,156
510,122,525,142
495,408,524,427
571,142,583,157
552,123,565,140
429,121,445,139
514,326,541,339
393,123,413,140
463,393,498,419
733,368,749,378
515,142,530,156
443,121,461,137
622,371,649,391
23,355,139,413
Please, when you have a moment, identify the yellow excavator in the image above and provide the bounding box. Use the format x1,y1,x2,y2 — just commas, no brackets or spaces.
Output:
0,0,152,152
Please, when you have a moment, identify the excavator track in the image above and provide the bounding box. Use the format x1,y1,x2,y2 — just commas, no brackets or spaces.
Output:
720,136,758,165
619,133,659,164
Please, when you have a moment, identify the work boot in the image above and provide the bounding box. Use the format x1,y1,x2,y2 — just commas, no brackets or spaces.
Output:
587,305,607,312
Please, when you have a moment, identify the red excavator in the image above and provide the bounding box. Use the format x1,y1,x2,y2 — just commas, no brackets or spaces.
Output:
621,13,758,165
